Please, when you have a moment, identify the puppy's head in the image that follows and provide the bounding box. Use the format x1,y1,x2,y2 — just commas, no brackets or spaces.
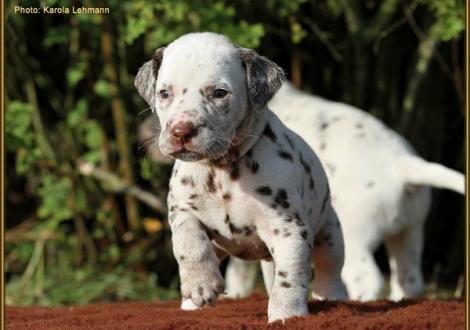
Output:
135,32,285,162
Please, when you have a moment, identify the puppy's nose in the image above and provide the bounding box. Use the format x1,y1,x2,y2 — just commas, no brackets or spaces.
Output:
171,121,197,141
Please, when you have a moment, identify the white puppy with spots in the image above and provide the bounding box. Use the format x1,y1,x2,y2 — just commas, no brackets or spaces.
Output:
225,82,465,301
135,32,347,323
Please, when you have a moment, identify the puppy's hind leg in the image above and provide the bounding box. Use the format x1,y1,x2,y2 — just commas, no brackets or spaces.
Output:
261,260,275,296
312,207,348,300
225,258,259,298
385,223,425,301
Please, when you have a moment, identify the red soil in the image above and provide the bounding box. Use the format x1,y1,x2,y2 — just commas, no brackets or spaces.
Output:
6,294,465,329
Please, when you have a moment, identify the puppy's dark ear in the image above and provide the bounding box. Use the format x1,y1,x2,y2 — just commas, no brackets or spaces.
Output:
237,48,285,109
134,47,165,111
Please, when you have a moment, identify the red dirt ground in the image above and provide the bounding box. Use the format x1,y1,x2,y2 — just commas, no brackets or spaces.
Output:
6,294,465,329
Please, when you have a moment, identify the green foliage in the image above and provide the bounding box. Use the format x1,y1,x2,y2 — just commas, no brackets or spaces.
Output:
422,0,465,41
66,61,87,88
5,101,44,174
6,242,179,306
6,101,35,151
43,26,71,47
37,175,73,228
264,0,308,17
123,0,265,49
94,79,113,98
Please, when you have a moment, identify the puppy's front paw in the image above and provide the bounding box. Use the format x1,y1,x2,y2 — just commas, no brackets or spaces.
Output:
180,260,225,308
181,297,200,310
268,292,309,323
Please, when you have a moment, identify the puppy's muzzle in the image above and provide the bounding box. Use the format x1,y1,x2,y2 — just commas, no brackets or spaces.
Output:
171,120,198,144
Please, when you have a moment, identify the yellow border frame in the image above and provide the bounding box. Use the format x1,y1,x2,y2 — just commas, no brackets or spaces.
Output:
1,0,5,327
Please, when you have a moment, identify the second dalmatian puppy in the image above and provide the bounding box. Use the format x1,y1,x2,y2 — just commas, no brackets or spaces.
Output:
135,32,348,323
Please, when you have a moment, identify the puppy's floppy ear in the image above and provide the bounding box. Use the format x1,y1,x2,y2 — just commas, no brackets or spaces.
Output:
237,48,286,109
134,47,165,111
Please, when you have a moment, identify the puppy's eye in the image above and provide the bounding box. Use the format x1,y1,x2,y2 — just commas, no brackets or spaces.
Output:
159,89,170,99
213,89,228,98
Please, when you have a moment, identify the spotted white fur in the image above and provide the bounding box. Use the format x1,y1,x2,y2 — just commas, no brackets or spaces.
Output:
225,82,465,301
135,33,347,323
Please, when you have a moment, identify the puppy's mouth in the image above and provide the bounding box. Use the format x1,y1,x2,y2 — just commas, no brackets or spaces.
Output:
170,148,205,161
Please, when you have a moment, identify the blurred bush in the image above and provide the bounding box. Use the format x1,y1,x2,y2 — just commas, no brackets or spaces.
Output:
5,0,464,305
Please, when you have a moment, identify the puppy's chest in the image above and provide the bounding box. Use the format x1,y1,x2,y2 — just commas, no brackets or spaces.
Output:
169,164,269,260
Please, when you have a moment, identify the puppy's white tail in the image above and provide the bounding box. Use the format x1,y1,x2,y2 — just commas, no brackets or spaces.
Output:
398,155,465,194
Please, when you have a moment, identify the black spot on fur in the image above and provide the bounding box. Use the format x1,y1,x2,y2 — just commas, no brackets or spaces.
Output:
300,230,308,240
293,213,305,227
243,226,255,235
263,124,277,142
320,143,326,150
256,186,272,196
282,228,291,237
225,214,230,223
246,149,253,157
278,271,287,278
246,159,259,173
321,186,330,214
273,228,279,235
206,170,217,192
367,181,375,187
322,233,332,242
229,222,243,235
223,193,231,201
274,189,290,209
181,176,195,187
190,205,198,211
230,164,240,180
182,88,187,94
170,205,177,212
278,150,293,161
320,122,329,130
189,194,198,199
283,134,295,149
179,255,185,261
356,123,363,129
299,153,311,174
280,281,291,288
309,177,315,191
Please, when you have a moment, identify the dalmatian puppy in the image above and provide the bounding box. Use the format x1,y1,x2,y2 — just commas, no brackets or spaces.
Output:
135,32,347,322
225,82,465,301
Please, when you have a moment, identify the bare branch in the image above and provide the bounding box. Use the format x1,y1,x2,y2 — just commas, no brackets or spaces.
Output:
77,161,167,213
